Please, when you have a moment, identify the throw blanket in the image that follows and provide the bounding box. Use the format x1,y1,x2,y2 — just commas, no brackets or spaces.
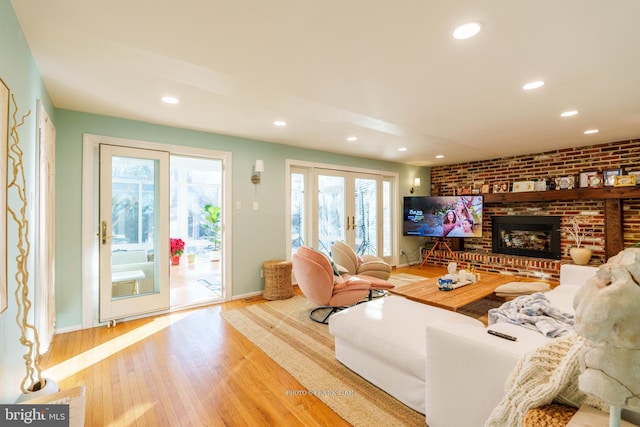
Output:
485,333,608,427
488,292,574,337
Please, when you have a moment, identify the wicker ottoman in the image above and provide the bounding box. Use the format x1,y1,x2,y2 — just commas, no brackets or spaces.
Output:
262,260,293,300
524,403,577,427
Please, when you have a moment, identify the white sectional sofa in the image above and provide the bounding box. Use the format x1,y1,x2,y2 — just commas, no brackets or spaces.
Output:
328,264,635,426
424,264,599,427
329,295,483,413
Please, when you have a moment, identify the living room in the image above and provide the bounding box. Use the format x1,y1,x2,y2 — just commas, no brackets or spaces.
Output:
2,1,640,425
0,0,424,408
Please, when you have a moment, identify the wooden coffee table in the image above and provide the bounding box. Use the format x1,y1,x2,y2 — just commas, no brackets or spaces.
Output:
389,272,522,312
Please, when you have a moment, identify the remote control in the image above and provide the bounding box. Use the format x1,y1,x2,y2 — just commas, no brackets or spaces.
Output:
487,329,517,341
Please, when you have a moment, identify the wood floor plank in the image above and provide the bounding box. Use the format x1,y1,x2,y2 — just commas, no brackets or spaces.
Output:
41,266,436,426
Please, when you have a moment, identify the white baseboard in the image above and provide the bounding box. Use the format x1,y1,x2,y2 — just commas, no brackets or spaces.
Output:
396,262,426,268
55,324,83,335
231,291,263,300
232,284,300,301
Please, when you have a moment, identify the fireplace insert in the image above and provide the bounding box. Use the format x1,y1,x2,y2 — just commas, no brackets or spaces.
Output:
492,215,561,259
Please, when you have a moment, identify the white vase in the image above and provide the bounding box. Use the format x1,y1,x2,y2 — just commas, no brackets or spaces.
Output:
570,247,592,265
15,378,59,402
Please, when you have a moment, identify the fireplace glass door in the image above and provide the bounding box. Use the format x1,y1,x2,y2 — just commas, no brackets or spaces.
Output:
492,215,561,259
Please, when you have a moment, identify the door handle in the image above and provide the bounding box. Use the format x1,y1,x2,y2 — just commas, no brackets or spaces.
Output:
346,216,351,230
351,216,356,230
101,221,111,244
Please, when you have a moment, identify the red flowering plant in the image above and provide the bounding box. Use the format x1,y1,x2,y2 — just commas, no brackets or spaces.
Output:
170,238,185,257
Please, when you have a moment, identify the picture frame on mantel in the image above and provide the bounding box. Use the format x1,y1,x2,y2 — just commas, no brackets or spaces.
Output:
458,184,472,195
579,171,597,188
588,174,604,188
613,175,636,187
604,168,623,186
627,171,640,185
555,176,575,190
493,182,509,193
512,181,535,192
0,78,8,314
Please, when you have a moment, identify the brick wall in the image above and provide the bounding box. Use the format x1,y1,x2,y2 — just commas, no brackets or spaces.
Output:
427,138,640,281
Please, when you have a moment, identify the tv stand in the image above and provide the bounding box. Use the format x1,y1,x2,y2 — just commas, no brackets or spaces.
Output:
419,238,460,268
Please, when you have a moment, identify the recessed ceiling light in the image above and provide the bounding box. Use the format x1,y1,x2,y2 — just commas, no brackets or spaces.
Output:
523,81,545,90
161,96,180,104
560,110,579,117
435,155,445,159
273,120,287,127
398,147,408,152
584,129,599,134
347,136,358,142
453,22,483,40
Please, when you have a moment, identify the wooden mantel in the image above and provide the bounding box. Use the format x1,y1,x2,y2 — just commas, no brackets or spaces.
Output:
483,186,640,259
483,186,640,203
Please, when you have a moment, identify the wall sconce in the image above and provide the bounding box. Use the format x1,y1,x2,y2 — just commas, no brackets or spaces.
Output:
251,160,264,184
410,177,420,194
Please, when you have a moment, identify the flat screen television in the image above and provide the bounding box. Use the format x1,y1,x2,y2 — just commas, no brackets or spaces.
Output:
403,195,483,238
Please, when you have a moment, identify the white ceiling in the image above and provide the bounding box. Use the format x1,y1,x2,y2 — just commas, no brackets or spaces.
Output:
10,0,640,166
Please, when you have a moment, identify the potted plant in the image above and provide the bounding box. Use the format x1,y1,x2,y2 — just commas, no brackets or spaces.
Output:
170,237,185,265
563,217,592,265
204,204,222,260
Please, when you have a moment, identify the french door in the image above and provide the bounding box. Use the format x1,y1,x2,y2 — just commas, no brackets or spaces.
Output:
291,165,394,262
98,144,170,324
316,171,380,254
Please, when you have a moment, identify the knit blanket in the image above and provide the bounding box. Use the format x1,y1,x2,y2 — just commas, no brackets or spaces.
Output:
488,292,574,337
484,333,608,427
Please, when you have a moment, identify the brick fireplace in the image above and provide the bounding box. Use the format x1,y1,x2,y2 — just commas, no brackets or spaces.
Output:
424,138,640,282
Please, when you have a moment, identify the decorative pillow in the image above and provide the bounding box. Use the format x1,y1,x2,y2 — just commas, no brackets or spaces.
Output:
328,258,343,276
334,263,349,275
495,281,551,296
309,247,342,276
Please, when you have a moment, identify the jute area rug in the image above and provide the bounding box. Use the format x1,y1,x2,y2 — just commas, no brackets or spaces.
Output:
221,295,425,426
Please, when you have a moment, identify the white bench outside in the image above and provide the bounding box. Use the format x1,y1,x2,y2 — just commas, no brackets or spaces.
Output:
112,269,145,295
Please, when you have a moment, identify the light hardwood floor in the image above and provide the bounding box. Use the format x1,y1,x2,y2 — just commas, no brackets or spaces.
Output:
170,258,222,308
40,266,442,426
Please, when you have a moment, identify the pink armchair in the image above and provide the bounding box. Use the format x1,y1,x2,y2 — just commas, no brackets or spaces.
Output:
292,246,394,323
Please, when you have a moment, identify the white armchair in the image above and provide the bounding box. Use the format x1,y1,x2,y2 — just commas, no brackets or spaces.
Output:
330,241,391,280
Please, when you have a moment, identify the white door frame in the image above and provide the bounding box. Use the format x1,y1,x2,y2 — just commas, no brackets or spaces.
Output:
81,134,233,329
285,159,398,264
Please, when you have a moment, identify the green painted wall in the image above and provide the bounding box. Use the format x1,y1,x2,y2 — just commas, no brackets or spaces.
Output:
54,110,429,329
0,0,55,403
